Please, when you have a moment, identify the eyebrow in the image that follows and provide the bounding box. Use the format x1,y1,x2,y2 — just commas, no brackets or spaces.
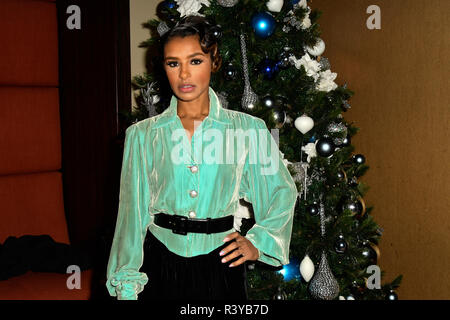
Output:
164,52,205,61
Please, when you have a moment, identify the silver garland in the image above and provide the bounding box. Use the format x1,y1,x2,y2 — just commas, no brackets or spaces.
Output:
327,122,347,134
282,2,305,33
217,0,239,7
140,82,159,117
239,33,258,110
318,57,331,70
290,162,328,200
217,91,229,109
283,13,303,32
289,162,310,198
342,100,351,110
327,122,348,146
319,201,326,237
341,84,351,110
308,201,340,300
300,162,309,200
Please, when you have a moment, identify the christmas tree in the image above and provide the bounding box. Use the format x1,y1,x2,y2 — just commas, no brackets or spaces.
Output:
125,0,402,300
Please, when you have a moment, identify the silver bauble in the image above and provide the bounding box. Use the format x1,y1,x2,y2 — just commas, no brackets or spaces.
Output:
308,251,340,300
272,287,287,300
157,21,169,36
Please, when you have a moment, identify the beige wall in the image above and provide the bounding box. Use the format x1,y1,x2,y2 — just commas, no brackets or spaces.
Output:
312,0,450,299
129,0,450,299
130,0,160,109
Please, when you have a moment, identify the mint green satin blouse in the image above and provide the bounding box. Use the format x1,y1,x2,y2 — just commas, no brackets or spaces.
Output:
106,87,298,300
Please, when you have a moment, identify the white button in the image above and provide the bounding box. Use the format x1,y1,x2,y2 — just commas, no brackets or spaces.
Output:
190,165,198,173
188,210,196,218
189,190,198,198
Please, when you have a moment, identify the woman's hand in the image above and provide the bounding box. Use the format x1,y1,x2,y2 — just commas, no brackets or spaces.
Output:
219,232,260,267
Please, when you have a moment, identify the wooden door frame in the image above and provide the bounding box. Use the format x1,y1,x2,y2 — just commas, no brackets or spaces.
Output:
56,0,131,298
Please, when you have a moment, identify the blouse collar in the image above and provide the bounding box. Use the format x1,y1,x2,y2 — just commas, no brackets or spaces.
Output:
151,86,232,130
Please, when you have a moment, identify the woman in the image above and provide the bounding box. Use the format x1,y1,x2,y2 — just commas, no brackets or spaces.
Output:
106,15,298,300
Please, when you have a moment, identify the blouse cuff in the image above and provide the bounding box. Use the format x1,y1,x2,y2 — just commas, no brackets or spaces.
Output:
245,230,286,267
107,270,148,300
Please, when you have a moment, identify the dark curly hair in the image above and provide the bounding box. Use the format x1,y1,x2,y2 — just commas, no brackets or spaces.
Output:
160,15,222,73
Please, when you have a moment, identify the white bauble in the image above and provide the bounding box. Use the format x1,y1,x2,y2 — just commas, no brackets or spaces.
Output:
294,115,314,134
339,296,346,300
299,254,315,282
306,38,326,56
266,0,283,12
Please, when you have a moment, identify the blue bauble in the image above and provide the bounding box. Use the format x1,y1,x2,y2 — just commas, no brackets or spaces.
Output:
291,0,300,4
278,257,301,281
251,12,276,39
258,58,279,80
163,0,176,9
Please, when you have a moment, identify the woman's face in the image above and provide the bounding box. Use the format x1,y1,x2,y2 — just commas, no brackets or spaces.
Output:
163,35,212,104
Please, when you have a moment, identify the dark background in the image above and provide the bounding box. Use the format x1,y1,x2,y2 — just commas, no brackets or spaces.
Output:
57,0,131,298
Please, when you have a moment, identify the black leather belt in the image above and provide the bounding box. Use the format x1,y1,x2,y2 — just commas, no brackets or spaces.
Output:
153,213,234,235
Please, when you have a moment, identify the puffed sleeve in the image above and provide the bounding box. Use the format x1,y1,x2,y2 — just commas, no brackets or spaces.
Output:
239,119,298,267
106,124,152,300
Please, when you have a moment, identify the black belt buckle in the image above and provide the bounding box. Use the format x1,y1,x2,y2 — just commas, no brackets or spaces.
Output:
170,215,188,235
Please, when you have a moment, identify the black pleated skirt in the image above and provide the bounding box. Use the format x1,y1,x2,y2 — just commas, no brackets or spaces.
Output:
139,231,248,301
